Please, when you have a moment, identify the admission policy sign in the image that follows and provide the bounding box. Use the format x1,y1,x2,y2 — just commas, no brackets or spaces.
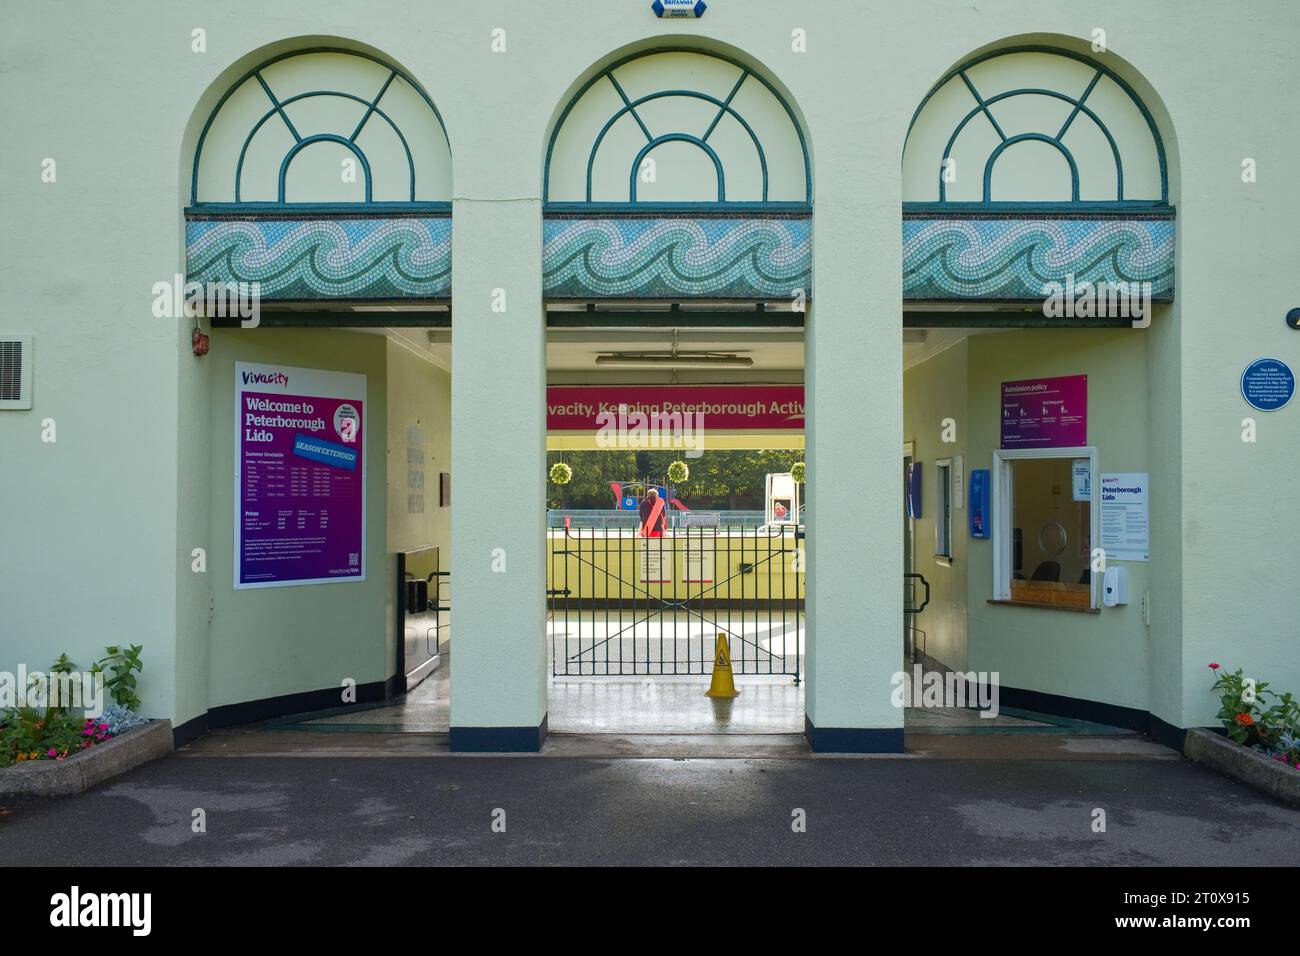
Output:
234,363,366,589
1000,375,1087,448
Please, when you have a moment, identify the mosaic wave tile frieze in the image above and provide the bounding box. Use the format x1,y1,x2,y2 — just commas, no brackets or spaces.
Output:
185,216,452,300
903,214,1175,301
543,215,812,299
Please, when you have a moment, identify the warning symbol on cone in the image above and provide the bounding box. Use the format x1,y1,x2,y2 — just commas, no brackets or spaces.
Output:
705,632,739,698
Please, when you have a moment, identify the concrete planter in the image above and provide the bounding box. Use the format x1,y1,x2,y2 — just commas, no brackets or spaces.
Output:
0,719,172,799
1184,727,1300,809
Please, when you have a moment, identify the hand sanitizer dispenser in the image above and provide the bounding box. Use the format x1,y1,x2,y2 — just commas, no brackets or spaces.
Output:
1103,566,1128,607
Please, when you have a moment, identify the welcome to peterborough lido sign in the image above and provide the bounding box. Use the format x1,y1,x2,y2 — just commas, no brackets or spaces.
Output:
234,363,367,590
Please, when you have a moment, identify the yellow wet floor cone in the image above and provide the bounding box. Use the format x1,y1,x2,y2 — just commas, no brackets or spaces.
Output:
705,632,740,698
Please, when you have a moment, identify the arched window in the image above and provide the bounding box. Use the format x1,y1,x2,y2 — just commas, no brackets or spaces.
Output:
186,49,452,302
544,49,810,207
903,46,1168,206
190,48,451,207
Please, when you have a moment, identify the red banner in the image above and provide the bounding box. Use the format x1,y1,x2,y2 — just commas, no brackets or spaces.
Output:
546,385,805,430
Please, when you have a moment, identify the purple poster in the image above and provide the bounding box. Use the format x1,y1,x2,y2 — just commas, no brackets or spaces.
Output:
235,363,366,588
1000,375,1087,448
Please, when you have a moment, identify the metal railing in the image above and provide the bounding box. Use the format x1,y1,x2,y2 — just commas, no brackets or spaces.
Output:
547,520,804,677
547,509,767,530
904,572,930,664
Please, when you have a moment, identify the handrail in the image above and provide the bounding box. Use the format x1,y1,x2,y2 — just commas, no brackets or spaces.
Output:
904,572,930,615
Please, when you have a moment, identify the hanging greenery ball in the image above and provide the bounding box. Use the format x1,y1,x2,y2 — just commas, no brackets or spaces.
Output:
666,460,689,484
791,461,806,484
549,462,572,485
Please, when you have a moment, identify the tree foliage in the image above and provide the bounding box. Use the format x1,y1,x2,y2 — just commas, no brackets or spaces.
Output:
546,448,804,510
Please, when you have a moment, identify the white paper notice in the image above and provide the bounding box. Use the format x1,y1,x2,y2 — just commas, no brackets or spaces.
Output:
639,539,670,583
1071,458,1091,501
682,545,714,584
1100,473,1149,561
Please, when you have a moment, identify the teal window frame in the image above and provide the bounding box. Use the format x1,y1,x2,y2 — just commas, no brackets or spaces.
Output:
905,45,1170,207
189,47,450,211
544,48,812,211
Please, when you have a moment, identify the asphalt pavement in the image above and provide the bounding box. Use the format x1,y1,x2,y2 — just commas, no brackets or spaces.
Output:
3,748,1297,866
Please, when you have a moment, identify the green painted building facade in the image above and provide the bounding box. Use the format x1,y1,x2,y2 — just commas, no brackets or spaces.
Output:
1,1,1296,750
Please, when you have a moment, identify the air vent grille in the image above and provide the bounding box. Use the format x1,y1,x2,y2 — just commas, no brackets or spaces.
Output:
0,336,32,409
0,341,22,401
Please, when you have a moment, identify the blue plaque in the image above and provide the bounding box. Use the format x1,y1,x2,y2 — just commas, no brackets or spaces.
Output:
1240,357,1295,412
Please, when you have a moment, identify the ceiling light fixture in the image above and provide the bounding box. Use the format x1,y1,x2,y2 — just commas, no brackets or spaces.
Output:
594,352,754,368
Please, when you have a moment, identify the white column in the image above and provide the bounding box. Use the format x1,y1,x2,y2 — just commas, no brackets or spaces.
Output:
803,192,905,752
448,197,548,751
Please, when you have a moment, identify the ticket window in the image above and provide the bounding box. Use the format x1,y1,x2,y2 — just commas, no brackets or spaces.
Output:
991,448,1098,611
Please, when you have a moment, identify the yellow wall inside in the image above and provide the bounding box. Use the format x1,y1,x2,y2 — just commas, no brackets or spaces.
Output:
902,340,969,671
904,327,1153,710
205,329,390,709
386,343,451,556
547,529,803,600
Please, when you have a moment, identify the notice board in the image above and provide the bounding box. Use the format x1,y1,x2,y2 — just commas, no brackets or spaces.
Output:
234,362,366,589
1100,472,1150,562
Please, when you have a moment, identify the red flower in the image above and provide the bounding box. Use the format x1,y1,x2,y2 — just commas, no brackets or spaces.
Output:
1208,662,1220,670
1235,713,1254,727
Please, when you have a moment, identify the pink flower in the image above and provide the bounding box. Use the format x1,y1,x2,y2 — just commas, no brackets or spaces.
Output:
98,723,108,731
46,748,57,758
1208,662,1220,670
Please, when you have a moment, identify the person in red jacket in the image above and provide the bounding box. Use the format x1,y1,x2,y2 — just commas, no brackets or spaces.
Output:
638,488,667,537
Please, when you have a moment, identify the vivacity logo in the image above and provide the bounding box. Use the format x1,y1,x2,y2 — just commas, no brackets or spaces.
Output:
240,370,289,387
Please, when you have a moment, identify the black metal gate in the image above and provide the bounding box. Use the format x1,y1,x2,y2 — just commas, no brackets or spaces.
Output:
548,518,804,678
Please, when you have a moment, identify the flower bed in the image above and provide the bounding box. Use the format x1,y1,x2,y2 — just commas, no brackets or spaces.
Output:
1206,662,1300,769
0,719,172,798
5,714,116,766
2,645,147,770
1180,663,1300,807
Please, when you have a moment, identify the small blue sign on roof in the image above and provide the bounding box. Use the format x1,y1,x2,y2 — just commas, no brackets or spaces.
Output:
1240,357,1295,412
652,0,707,17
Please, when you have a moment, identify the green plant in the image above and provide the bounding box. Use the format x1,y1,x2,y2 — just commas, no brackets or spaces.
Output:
549,462,572,485
96,644,144,711
1,709,113,768
1207,662,1300,761
19,652,79,725
790,461,806,484
666,460,689,484
1208,664,1268,744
